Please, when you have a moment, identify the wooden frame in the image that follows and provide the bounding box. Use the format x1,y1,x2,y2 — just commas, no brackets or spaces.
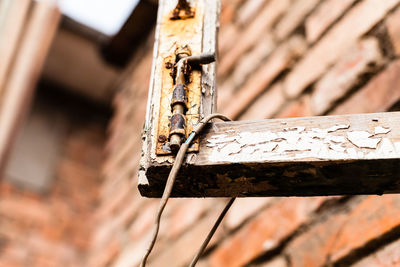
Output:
139,0,400,198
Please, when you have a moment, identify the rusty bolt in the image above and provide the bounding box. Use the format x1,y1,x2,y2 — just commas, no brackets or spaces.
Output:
158,135,167,143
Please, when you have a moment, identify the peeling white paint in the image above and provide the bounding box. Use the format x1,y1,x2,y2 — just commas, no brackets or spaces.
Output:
262,142,278,152
220,143,241,155
395,142,400,153
263,240,277,250
329,143,346,152
347,131,381,149
207,123,399,163
327,124,350,133
374,126,391,135
326,135,347,143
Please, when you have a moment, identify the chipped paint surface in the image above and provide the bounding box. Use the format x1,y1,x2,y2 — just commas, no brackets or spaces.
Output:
375,126,391,134
347,131,380,149
206,124,400,163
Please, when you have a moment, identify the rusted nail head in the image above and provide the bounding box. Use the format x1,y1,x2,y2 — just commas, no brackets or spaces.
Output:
158,135,167,143
165,62,174,69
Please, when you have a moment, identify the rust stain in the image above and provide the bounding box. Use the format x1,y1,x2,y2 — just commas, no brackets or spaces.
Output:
156,2,204,155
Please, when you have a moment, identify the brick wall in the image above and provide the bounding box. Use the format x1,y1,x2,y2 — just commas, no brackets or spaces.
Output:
0,88,107,267
96,0,400,266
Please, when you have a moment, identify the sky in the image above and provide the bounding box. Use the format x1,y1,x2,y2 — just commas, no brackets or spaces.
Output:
59,0,140,35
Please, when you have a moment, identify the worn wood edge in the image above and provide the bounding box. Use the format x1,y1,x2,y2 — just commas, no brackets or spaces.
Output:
200,0,220,116
139,112,400,197
139,0,220,186
139,0,167,187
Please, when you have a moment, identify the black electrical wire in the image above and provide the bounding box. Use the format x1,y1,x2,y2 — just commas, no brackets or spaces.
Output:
140,114,233,267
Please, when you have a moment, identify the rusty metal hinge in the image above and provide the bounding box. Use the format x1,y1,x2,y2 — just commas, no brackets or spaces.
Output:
155,0,215,155
157,44,215,155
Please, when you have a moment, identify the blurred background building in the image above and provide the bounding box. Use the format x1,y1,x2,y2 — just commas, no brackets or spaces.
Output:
1,0,400,266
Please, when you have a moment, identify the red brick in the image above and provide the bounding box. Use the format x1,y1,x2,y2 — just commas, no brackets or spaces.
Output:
239,82,285,120
286,195,400,267
91,196,143,251
259,257,288,267
305,0,357,43
221,46,289,119
0,197,53,225
228,35,275,90
150,203,228,267
218,24,239,59
332,60,400,114
129,201,158,239
0,245,28,264
224,198,274,230
352,238,400,267
100,167,131,199
218,0,290,78
386,6,400,55
57,159,99,187
220,0,243,25
222,36,306,119
284,0,400,98
276,94,313,118
236,0,270,27
275,0,321,41
217,78,235,111
210,198,326,267
167,198,214,239
217,35,275,110
311,37,383,115
106,231,156,267
88,238,120,267
94,184,131,223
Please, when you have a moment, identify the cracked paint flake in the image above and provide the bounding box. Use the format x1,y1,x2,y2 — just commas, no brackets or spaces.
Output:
326,124,350,133
329,143,346,152
347,131,381,149
374,126,391,135
206,122,399,163
262,142,278,152
326,135,347,143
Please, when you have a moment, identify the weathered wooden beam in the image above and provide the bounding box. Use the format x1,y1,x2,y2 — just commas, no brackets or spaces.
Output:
139,112,400,197
0,0,60,172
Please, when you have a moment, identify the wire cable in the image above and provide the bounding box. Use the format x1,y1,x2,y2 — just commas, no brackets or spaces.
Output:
140,113,232,267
